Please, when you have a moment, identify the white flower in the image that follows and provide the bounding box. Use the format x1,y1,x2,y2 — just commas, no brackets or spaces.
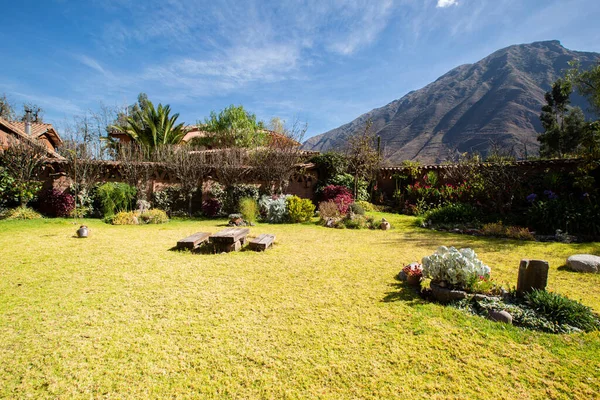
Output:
421,246,491,288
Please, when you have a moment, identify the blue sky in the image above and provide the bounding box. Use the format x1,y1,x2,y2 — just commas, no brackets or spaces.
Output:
1,0,599,139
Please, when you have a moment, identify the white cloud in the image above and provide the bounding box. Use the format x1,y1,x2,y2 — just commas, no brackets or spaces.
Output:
75,55,108,76
437,0,459,8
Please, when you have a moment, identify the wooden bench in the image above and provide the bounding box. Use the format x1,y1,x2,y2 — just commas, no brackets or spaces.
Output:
248,234,275,251
176,232,211,250
209,228,250,252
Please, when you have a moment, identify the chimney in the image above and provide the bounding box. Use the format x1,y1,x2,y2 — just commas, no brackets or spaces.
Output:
24,108,32,135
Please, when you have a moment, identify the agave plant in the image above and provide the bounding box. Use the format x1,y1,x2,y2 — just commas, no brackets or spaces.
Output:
113,101,185,147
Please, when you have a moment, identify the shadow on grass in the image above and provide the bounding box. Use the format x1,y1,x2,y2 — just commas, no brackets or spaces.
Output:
382,282,426,305
377,229,532,253
557,264,577,272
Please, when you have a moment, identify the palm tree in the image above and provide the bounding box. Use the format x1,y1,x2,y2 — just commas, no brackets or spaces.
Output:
112,101,185,148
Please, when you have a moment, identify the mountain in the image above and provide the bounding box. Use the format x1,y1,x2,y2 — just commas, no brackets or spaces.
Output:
303,41,600,163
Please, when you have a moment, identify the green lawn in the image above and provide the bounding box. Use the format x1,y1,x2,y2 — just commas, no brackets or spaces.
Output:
1,213,599,399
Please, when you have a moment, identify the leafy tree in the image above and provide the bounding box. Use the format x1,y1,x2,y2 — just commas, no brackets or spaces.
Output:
202,105,266,148
569,61,600,116
538,79,586,157
0,94,15,120
112,100,185,147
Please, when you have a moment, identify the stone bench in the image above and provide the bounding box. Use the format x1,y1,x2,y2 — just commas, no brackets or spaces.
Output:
176,232,211,250
248,234,275,251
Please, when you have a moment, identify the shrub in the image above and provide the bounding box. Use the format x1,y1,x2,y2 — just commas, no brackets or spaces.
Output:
422,246,491,290
481,222,536,241
321,185,352,202
527,196,600,237
239,197,258,223
260,195,289,223
505,226,535,241
318,201,340,220
110,211,139,225
349,202,365,215
481,222,505,237
286,196,315,223
0,206,43,220
152,186,184,215
202,198,221,217
524,290,600,332
422,203,478,225
320,185,354,214
328,173,369,201
355,200,375,212
222,184,259,214
96,182,137,217
139,209,169,224
38,189,75,217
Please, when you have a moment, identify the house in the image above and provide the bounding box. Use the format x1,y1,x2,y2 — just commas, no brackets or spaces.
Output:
0,117,64,158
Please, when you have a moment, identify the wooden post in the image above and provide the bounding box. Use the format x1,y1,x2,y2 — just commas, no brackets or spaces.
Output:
517,259,549,296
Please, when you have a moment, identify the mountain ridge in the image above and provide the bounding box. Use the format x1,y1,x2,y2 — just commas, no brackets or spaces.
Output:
303,40,600,163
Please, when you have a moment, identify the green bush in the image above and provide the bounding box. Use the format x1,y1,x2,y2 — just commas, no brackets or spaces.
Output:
329,173,369,201
349,202,365,215
355,200,376,212
223,184,259,214
286,196,315,223
422,203,479,225
96,182,137,217
341,214,376,229
524,289,600,332
152,186,184,215
259,195,290,224
239,197,258,223
110,211,139,225
139,209,169,224
0,206,43,220
527,197,600,237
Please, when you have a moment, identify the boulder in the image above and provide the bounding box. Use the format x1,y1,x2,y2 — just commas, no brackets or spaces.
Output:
380,218,391,231
566,254,600,273
488,310,513,324
397,270,408,282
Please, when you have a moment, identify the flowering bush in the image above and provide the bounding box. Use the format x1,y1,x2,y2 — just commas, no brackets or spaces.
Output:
422,246,491,289
402,262,423,278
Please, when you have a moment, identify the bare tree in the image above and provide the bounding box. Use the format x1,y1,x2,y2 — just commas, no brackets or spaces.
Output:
0,138,47,206
345,119,381,199
0,93,16,120
210,148,252,188
57,140,104,217
161,145,211,216
116,142,153,201
252,118,308,194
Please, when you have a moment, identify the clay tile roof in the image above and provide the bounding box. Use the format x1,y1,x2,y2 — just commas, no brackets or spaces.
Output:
5,121,53,138
0,117,64,159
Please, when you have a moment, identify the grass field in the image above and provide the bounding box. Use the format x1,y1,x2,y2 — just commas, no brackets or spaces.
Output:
1,213,599,399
